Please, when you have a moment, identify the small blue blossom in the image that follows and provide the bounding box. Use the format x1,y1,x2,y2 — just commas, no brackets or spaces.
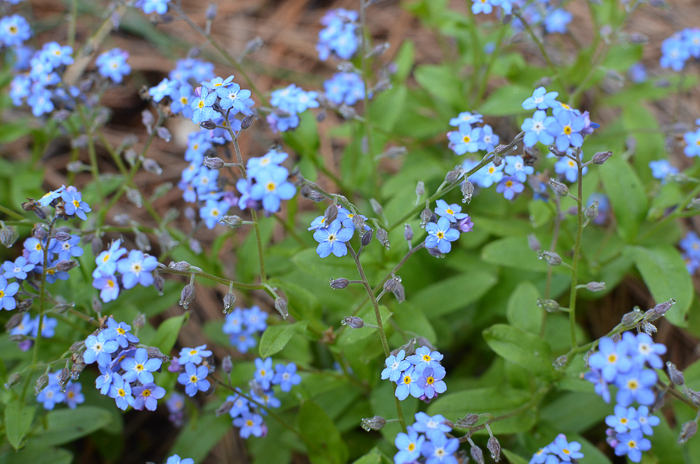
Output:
549,434,584,462
554,151,587,183
24,237,47,264
203,75,234,91
394,426,424,464
178,362,211,396
272,363,301,392
614,430,650,463
254,357,274,390
93,240,127,278
622,332,667,369
149,78,177,102
684,128,700,157
0,15,32,47
323,72,365,106
395,368,424,400
93,273,120,303
615,368,657,407
606,405,640,433
382,349,411,383
504,155,535,182
522,110,556,147
587,193,610,225
96,48,131,83
449,111,482,127
313,219,354,258
0,276,19,311
649,160,678,182
61,186,91,220
231,331,257,353
3,256,34,280
448,124,481,155
233,412,265,438
165,455,194,464
425,217,460,254
421,432,459,464
200,198,230,229
132,383,166,411
680,231,700,258
121,348,162,384
407,346,444,374
417,366,447,400
412,412,452,440
522,87,559,110
548,111,585,152
471,0,494,15
84,332,119,366
250,168,296,213
64,381,85,409
251,390,281,411
584,368,611,403
140,0,171,15
190,87,217,124
434,200,468,223
271,84,319,115
544,9,572,34
628,63,647,84
496,176,525,200
247,149,289,180
588,337,632,383
660,33,691,71
179,345,212,365
103,317,139,348
478,124,500,151
635,406,660,435
50,234,83,261
266,113,300,133
317,9,359,61
472,162,504,188
170,84,194,118
109,373,134,410
227,394,250,418
245,306,268,332
37,381,64,410
217,82,254,114
96,365,116,395
117,250,158,289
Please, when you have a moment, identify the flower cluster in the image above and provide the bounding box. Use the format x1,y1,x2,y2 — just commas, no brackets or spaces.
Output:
36,371,85,410
178,130,223,206
683,119,700,158
584,332,665,462
92,239,158,302
238,148,297,214
9,313,58,351
465,155,532,200
324,72,366,106
316,9,359,61
268,84,319,133
649,159,678,183
679,231,700,275
226,358,301,439
393,412,458,464
513,1,573,35
529,434,584,464
660,28,700,71
83,317,167,411
162,58,216,121
422,200,473,254
185,74,255,126
222,305,268,353
174,345,212,397
382,347,447,402
447,111,500,155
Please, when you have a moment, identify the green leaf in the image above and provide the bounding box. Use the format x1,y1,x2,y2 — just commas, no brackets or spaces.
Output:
29,406,113,446
3,446,72,464
5,402,35,449
393,41,415,82
411,271,498,318
368,85,407,132
0,121,32,143
501,449,528,464
624,245,693,326
299,400,349,464
151,313,188,354
169,411,232,463
259,321,308,358
291,248,357,281
352,448,391,464
478,86,533,116
540,392,611,433
481,236,548,272
506,282,542,334
414,64,462,104
599,155,648,242
483,324,554,380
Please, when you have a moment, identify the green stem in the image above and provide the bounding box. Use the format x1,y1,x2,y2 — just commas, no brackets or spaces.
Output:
159,268,264,290
68,0,78,49
359,0,378,197
0,204,25,221
568,154,584,349
637,183,700,243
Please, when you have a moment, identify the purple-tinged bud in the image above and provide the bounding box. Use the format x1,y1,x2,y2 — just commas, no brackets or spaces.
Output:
58,368,71,390
67,161,87,173
215,401,234,417
275,297,289,319
585,201,598,220
35,374,49,394
16,297,33,312
667,362,684,386
376,228,390,249
393,282,406,303
5,313,23,331
324,204,338,225
154,274,164,296
645,299,675,321
222,355,233,375
316,111,327,122
384,277,400,293
180,283,195,309
416,337,436,351
461,180,474,204
621,308,643,326
470,445,485,464
487,437,501,462
538,250,562,266
352,214,366,231
527,234,541,252
404,224,414,242
342,316,364,329
244,37,263,55
641,321,657,336
200,120,217,130
205,3,217,20
361,230,373,247
0,226,19,248
361,416,386,431
370,199,383,217
51,301,72,315
56,259,79,272
537,299,560,313
427,247,444,258
142,109,154,131
391,338,416,357
367,42,390,58
124,149,138,166
457,216,474,233
592,151,613,165
383,146,407,159
443,419,454,428
445,166,463,183
54,231,71,242
9,334,26,343
203,156,225,169
548,179,569,197
92,294,102,315
330,278,350,289
420,208,432,228
220,215,243,229
679,421,697,444
169,261,191,272
415,181,425,197
156,126,172,142
586,281,605,292
492,154,503,166
32,223,48,241
241,114,255,130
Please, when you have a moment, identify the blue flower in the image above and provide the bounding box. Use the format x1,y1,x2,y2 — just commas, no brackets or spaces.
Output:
395,368,424,400
251,390,281,411
549,434,583,461
93,273,120,302
44,261,70,284
648,160,678,182
522,110,556,147
614,430,650,463
588,337,632,383
84,332,119,366
203,75,234,91
117,250,158,289
267,113,300,133
233,412,265,438
615,368,657,407
50,234,83,261
231,331,257,353
528,446,554,464
149,78,177,102
61,186,91,220
472,162,504,188
421,432,459,464
170,84,194,118
41,42,74,68
3,256,34,280
394,426,425,464
200,198,230,229
548,111,585,152
660,35,690,71
193,167,218,197
223,308,245,334
605,405,640,433
109,373,134,410
96,365,116,395
272,363,301,392
64,381,85,409
448,124,481,155
24,237,46,264
313,219,354,258
622,332,666,369
121,348,162,384
179,345,212,365
382,349,411,383
587,193,609,225
496,176,525,200
10,313,34,337
417,366,447,400
544,9,572,34
227,394,250,418
412,412,452,440
471,0,494,15
250,168,296,213
635,406,660,435
584,368,610,403
0,15,32,47
132,383,166,411
522,87,559,110
37,381,64,410
323,72,365,106
247,149,289,180
680,231,700,258
103,317,139,348
554,151,587,183
449,111,482,127
27,87,55,116
93,239,127,278
434,199,468,223
217,82,254,114
254,357,274,390
0,276,19,311
478,124,500,151
504,155,535,182
407,346,444,374
684,128,700,157
165,455,194,464
628,63,647,84
425,217,460,254
178,362,211,396
96,48,131,83
236,178,253,209
317,9,359,61
141,0,171,15
245,305,268,332
271,84,319,115
190,87,218,124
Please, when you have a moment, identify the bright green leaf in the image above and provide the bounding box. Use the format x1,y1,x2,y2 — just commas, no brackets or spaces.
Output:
506,282,542,334
29,406,112,447
151,313,188,354
483,324,554,380
259,321,308,358
599,155,648,242
412,271,497,318
501,449,528,464
5,402,35,449
482,236,548,272
299,401,348,464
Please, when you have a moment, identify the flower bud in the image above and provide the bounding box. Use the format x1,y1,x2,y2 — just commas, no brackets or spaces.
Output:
420,208,432,228
8,334,26,343
154,274,164,296
611,333,622,343
244,37,264,55
169,261,191,272
527,234,541,252
56,259,79,272
200,120,217,130
206,3,217,19
537,299,560,313
383,277,400,293
69,341,84,353
645,298,675,321
393,282,405,303
58,368,71,390
487,437,501,462
52,301,74,314
203,156,225,169
361,416,387,431
35,374,49,394
679,421,697,444
382,146,407,159
370,198,383,217
586,281,605,292
220,215,243,229
330,278,350,289
553,355,568,370
456,414,479,428
54,231,71,242
667,361,684,386
223,292,236,314
585,201,598,220
404,224,413,242
641,321,658,336
352,214,366,231
592,151,612,165
376,228,390,249
445,166,463,183
241,114,255,130
222,355,233,375
461,180,474,204
275,297,289,319
621,309,643,326
180,283,195,309
324,204,338,225
249,379,265,397
470,445,485,464
392,338,416,357
92,294,102,315
548,179,569,197
342,316,364,329
415,181,425,197
133,313,146,331
538,250,562,266
361,230,373,246
0,226,19,248
5,313,24,331
5,372,22,388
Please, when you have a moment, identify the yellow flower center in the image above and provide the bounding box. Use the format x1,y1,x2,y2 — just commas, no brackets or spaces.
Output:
190,375,198,383
563,125,572,135
562,449,570,455
260,369,266,377
0,291,4,298
246,420,254,427
422,354,431,362
506,180,513,188
462,136,471,143
628,380,639,390
9,26,18,34
561,103,570,109
408,443,415,452
136,364,144,372
142,389,151,397
266,181,276,192
118,389,126,397
190,349,197,355
403,375,411,385
181,97,188,104
117,328,126,335
198,101,205,109
607,354,617,363
107,279,115,288
426,376,435,385
436,231,445,239
446,209,454,215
